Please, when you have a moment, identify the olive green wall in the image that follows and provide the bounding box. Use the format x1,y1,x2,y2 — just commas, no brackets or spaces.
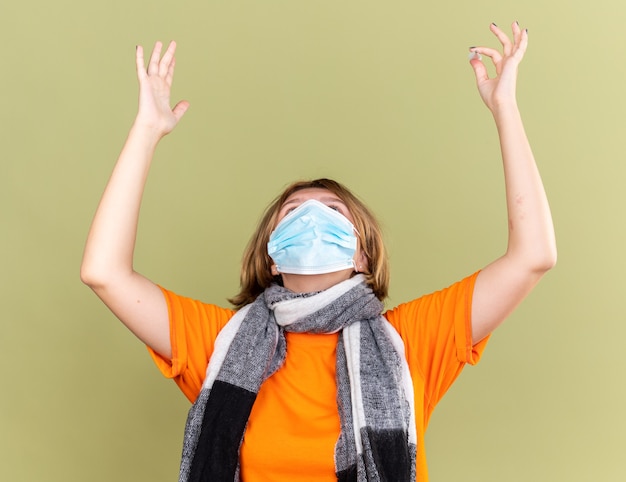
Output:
2,0,624,480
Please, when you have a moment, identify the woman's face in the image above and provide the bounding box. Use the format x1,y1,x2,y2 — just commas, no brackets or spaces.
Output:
271,188,368,290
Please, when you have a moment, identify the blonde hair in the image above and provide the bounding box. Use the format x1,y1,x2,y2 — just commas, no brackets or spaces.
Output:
229,179,389,309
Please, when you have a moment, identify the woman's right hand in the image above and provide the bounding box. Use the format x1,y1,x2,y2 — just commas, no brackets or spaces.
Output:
135,41,190,137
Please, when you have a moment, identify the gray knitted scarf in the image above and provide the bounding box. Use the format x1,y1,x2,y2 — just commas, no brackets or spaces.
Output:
179,274,417,481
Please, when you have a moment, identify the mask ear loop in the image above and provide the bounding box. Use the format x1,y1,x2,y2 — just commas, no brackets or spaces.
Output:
352,225,369,274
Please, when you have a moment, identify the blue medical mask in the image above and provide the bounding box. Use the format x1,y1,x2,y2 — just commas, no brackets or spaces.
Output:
267,199,358,275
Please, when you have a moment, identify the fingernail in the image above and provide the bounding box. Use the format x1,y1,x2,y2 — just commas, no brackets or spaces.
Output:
492,22,497,27
469,46,476,50
525,28,529,34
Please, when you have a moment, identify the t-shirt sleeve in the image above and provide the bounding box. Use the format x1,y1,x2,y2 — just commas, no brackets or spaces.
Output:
384,271,489,415
147,286,235,403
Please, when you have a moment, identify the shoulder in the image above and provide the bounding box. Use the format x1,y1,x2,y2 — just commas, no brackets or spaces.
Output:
160,286,236,319
384,271,480,328
383,271,488,366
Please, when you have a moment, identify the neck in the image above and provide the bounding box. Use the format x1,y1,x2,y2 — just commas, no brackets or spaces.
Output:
280,269,355,294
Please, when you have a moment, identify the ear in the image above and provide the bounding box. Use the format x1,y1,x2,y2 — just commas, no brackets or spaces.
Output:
356,250,369,273
271,264,279,276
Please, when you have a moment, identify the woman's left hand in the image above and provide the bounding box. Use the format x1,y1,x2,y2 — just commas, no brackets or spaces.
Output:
469,22,528,112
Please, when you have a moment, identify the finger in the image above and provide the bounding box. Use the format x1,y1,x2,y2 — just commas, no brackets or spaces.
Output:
470,46,502,66
512,20,522,45
468,56,489,84
172,100,190,123
135,45,146,80
490,22,513,56
159,40,177,77
148,41,163,75
512,27,529,61
165,56,176,86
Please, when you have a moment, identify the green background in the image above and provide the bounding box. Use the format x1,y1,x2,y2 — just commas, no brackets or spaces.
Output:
2,0,624,480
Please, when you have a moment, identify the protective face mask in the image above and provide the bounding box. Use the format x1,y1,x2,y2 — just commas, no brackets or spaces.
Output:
267,199,358,275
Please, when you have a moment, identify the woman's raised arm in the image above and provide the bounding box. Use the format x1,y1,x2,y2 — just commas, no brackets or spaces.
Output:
80,41,190,358
467,23,557,342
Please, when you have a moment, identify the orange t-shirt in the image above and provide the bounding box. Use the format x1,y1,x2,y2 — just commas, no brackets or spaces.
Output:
149,272,488,481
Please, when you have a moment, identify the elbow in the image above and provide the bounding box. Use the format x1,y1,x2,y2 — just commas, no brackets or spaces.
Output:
80,263,102,289
507,242,557,276
546,249,558,271
542,237,558,271
80,258,113,290
536,255,557,274
531,245,558,274
80,257,132,290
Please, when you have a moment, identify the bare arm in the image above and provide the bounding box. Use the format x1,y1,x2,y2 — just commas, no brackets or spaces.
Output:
80,41,190,358
467,23,557,342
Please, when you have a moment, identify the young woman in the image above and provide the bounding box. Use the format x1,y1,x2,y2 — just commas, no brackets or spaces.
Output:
81,21,556,482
